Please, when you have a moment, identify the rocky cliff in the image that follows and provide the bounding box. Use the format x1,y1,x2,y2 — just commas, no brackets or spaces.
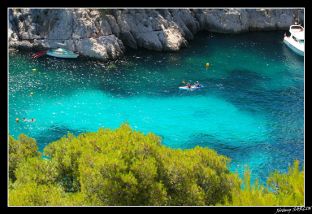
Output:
8,8,304,61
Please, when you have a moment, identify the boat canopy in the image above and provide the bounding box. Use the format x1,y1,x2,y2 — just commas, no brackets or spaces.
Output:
289,25,304,40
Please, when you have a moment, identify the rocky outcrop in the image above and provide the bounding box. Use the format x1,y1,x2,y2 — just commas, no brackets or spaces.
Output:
194,9,249,33
9,9,125,61
194,9,304,33
9,8,304,61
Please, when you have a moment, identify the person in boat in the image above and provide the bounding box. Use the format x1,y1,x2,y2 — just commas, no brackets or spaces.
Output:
187,83,192,88
194,81,201,88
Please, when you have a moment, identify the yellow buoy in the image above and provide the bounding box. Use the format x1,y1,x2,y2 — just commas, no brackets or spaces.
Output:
32,68,37,71
30,92,34,96
205,63,210,69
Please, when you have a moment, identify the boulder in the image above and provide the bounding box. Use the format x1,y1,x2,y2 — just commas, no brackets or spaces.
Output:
162,27,187,51
75,35,124,61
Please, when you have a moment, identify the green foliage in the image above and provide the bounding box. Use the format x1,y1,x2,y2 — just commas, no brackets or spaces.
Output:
14,157,58,185
267,160,304,205
9,124,238,206
9,182,65,206
224,161,304,206
8,124,304,206
9,134,40,181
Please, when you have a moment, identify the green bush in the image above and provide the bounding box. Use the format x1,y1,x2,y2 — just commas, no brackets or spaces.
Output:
8,124,304,206
9,134,40,181
223,160,304,206
9,182,65,206
14,157,59,186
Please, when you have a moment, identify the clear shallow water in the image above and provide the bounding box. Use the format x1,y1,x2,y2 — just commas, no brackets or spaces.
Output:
9,32,304,183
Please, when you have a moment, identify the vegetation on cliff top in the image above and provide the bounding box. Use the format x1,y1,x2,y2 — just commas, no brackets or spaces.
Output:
9,124,304,206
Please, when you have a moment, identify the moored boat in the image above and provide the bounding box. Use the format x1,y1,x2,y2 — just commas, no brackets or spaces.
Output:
283,25,304,56
32,50,47,59
46,48,79,59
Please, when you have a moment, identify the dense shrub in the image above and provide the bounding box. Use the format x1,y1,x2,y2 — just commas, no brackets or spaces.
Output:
223,160,304,206
8,124,304,206
9,134,40,181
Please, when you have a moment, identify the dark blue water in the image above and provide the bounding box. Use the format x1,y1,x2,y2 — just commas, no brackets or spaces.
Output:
9,31,304,183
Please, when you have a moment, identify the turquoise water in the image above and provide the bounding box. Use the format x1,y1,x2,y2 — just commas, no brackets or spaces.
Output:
9,32,304,183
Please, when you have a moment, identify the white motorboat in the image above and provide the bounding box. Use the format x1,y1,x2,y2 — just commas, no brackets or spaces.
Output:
283,25,304,56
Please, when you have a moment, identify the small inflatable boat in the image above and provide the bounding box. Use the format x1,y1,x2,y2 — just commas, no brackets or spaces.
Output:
179,85,204,90
46,48,79,59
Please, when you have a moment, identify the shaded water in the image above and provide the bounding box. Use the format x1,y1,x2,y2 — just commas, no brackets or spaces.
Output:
9,31,304,183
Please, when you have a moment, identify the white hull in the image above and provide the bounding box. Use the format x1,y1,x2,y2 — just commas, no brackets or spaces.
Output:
46,48,79,59
283,38,304,56
283,25,304,57
46,52,79,58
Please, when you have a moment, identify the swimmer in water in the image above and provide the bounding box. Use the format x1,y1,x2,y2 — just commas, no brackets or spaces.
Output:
21,118,36,122
16,118,19,123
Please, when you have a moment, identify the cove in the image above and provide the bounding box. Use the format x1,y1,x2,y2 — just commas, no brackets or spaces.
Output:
9,31,304,183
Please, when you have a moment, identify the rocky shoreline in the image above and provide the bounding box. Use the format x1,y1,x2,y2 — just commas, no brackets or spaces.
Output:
9,8,304,61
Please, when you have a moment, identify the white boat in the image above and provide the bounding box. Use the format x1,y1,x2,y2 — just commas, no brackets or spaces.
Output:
283,25,304,56
46,48,79,59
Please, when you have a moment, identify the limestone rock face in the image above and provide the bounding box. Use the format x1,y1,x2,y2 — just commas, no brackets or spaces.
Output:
9,9,125,60
105,15,120,36
135,31,164,51
46,10,74,40
248,9,283,30
248,9,303,30
162,27,188,51
9,8,304,61
119,31,137,50
75,35,125,61
196,9,250,33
